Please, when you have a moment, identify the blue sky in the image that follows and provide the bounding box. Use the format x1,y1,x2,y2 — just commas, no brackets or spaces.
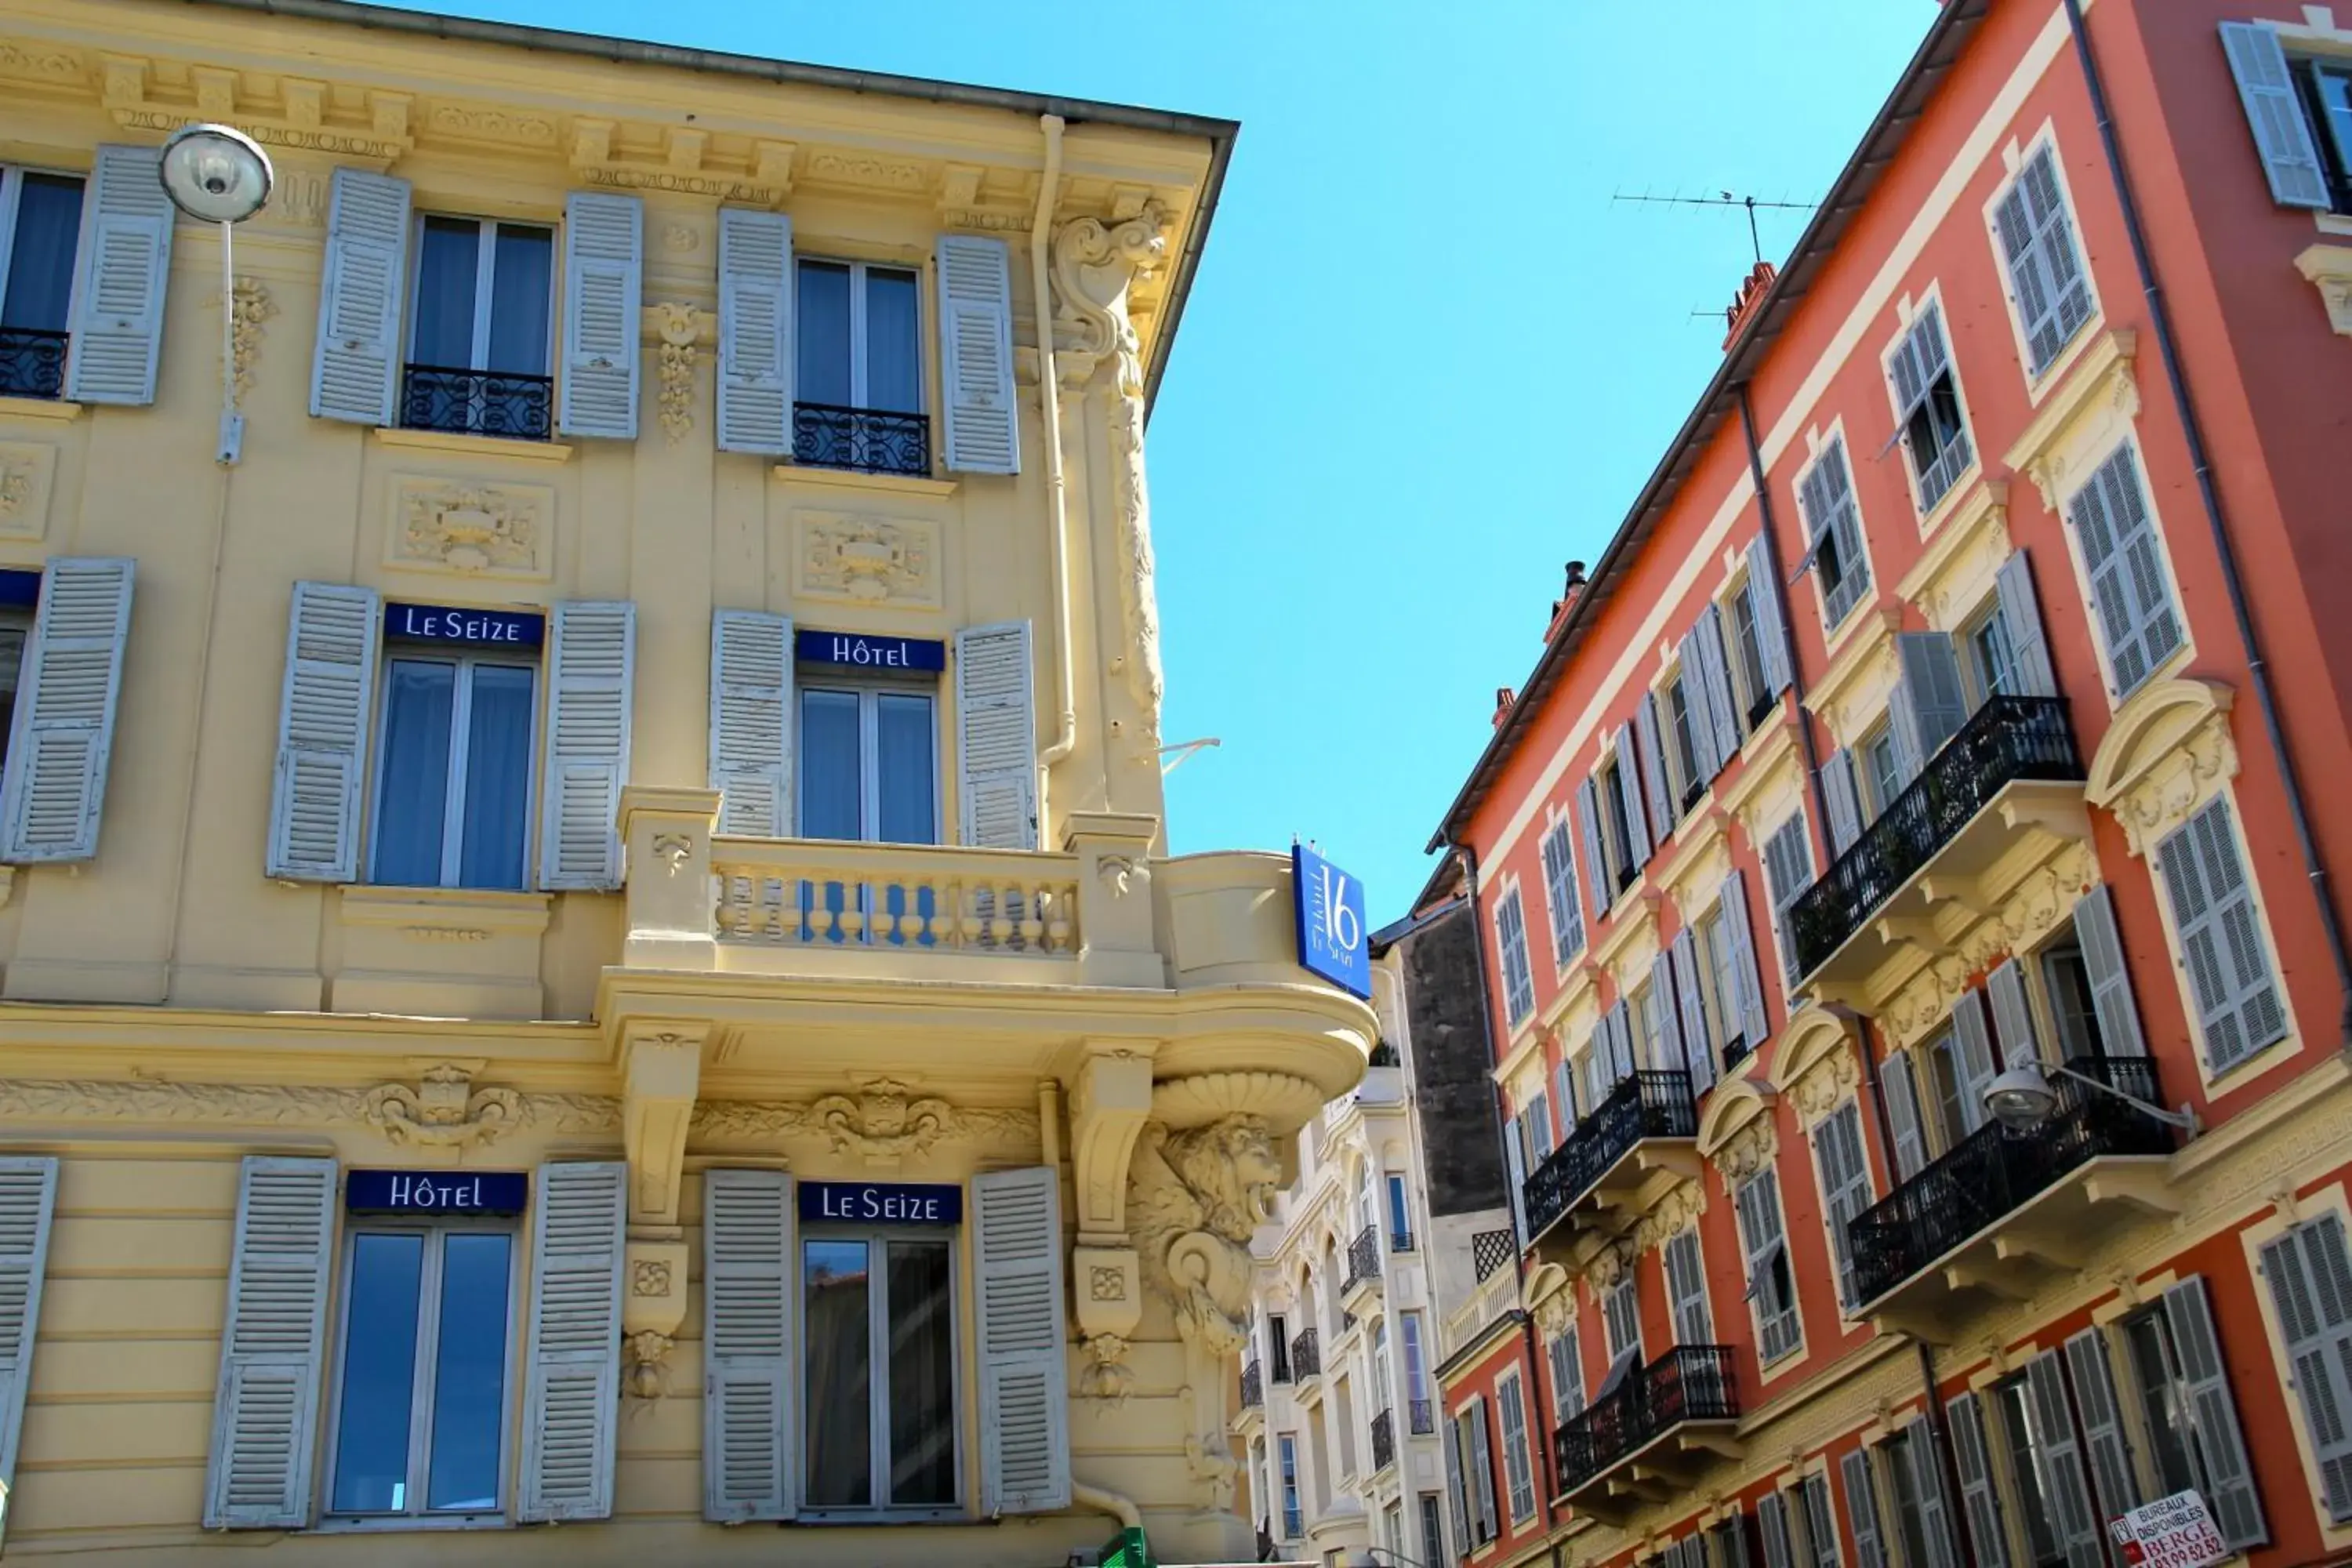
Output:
448,0,1936,924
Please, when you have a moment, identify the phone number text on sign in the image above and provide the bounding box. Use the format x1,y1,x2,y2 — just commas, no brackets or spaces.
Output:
2109,1490,2227,1568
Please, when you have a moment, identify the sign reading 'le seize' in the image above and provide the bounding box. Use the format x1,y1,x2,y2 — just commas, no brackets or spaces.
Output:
385,601,546,650
795,630,946,672
1292,842,1370,1000
347,1170,529,1215
798,1181,963,1226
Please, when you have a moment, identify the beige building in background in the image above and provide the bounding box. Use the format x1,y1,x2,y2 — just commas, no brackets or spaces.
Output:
0,0,1370,1560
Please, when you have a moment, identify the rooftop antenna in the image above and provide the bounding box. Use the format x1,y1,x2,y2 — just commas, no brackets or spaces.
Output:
1611,187,1820,265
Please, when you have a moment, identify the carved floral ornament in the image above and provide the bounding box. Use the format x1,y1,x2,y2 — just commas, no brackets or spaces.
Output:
2084,678,2239,858
392,477,550,578
648,303,708,445
797,511,941,608
1632,1178,1707,1256
364,1062,521,1149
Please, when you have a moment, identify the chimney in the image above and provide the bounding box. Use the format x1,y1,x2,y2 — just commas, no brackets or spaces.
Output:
1545,560,1588,641
1722,260,1779,350
1492,687,1515,728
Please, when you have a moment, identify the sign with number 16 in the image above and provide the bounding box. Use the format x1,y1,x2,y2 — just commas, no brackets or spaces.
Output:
1293,842,1370,1000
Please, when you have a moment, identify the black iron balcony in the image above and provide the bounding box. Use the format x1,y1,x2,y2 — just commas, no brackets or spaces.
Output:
1240,1360,1262,1410
1790,696,2082,982
1848,1054,2177,1316
1390,1225,1416,1254
1472,1229,1515,1281
793,401,929,477
1523,1070,1698,1246
1554,1345,1740,1509
1410,1396,1435,1435
1290,1327,1320,1381
1370,1407,1396,1472
1347,1225,1381,1291
400,364,554,441
0,327,67,400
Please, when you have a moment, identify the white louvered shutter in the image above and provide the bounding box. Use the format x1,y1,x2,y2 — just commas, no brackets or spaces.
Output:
1891,632,1969,783
1495,889,1535,1027
0,1158,57,1501
265,583,380,882
1695,607,1745,772
2158,798,2288,1073
1816,1102,1873,1308
1900,1419,1959,1568
518,1161,626,1522
1576,777,1611,907
2062,1327,2140,1531
1993,550,2058,698
975,1166,1070,1514
1802,440,1872,623
1840,1449,1888,1568
1651,947,1687,1082
309,169,411,425
1821,750,1864,857
1497,1375,1534,1520
1671,929,1713,1090
539,601,636,891
1747,534,1792,696
64,145,174,405
1467,1399,1499,1542
1541,817,1584,964
1720,870,1772,1048
1987,960,2039,1069
1802,1473,1840,1568
954,621,1036,849
1548,1324,1584,1421
558,193,643,440
709,610,792,837
2073,884,2148,1058
204,1156,335,1529
1995,147,2095,376
1758,1490,1796,1568
1637,693,1676,829
1764,815,1815,988
703,1169,794,1521
2163,1273,2265,1544
717,208,792,455
1442,1416,1469,1555
2220,23,2332,209
1502,1120,1529,1248
1,557,133,862
1951,993,1998,1133
935,234,1018,474
1664,1229,1712,1345
2023,1352,2105,1568
1882,1050,1926,1180
1615,720,1653,860
2067,443,2183,699
1947,1392,2010,1568
1602,1000,1636,1085
2264,1215,2352,1518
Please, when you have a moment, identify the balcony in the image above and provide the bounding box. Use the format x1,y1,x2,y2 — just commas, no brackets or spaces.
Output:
1848,1054,2178,1337
1790,696,2085,994
1440,1229,1522,1361
1553,1345,1740,1522
1289,1327,1321,1383
1345,1225,1381,1301
1523,1071,1700,1254
1370,1407,1396,1472
1389,1226,1416,1254
793,400,929,477
0,326,67,400
1240,1360,1263,1411
399,363,554,441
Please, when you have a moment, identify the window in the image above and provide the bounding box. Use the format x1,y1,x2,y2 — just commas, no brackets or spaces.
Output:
1664,1229,1714,1345
1270,1312,1291,1384
2154,796,2287,1073
1993,143,2094,376
1601,757,1639,892
800,1231,957,1511
1370,1319,1393,1418
796,258,925,476
1814,1102,1875,1309
1696,903,1747,1065
1403,1312,1432,1417
1859,724,1903,822
1458,1400,1500,1546
2295,55,2352,211
1605,1276,1643,1361
2066,441,2183,699
1497,1371,1537,1522
1279,1432,1304,1538
1918,1029,1971,1153
405,216,555,439
1668,673,1706,812
1495,887,1537,1028
1386,1175,1414,1251
1797,437,1871,626
1525,1091,1555,1160
1882,1430,1933,1568
1801,1472,1842,1568
326,1222,515,1519
0,167,82,399
1730,584,1775,729
0,618,24,775
1548,1325,1584,1423
1633,982,1664,1072
1386,1501,1407,1558
1887,303,1973,514
1541,816,1587,966
2259,1213,2352,1523
1963,605,2020,706
1420,1493,1446,1568
2039,938,2103,1062
2120,1313,2217,1511
369,652,536,891
800,681,938,845
1990,1376,2073,1568
1736,1172,1801,1363
1761,815,1815,989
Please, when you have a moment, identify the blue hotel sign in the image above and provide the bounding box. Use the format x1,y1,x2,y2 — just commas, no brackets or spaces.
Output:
385,601,546,649
799,1180,963,1226
346,1170,529,1216
796,629,946,672
1293,843,1370,999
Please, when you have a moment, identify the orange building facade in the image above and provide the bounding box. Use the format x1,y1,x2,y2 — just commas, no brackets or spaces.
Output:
1425,6,2352,1568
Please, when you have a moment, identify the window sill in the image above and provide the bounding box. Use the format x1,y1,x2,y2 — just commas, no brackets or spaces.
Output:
2020,316,2106,409
2315,212,2352,237
339,884,554,934
1817,593,1887,671
2195,1029,2299,1104
0,395,82,423
773,462,958,500
791,1508,977,1526
314,1513,509,1533
374,426,575,463
1912,461,1984,546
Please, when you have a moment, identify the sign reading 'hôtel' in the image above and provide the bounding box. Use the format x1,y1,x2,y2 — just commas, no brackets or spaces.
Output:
346,1170,530,1215
795,630,948,672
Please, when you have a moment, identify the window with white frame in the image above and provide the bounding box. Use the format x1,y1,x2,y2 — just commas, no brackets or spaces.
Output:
405,215,556,439
2065,441,2184,700
1496,1371,1537,1523
1736,1170,1802,1363
1993,143,2094,376
795,257,926,477
0,165,83,400
800,1229,959,1510
1540,815,1586,967
1987,1364,2102,1568
1694,900,1751,1067
1795,437,1872,626
1604,1276,1643,1362
1420,1492,1445,1567
1495,886,1537,1028
1664,1229,1713,1345
1459,1399,1500,1546
1859,722,1904,822
1387,1174,1414,1252
2154,796,2288,1073
1813,1102,1875,1308
1887,303,1974,514
800,676,939,845
2220,20,2352,214
1800,1472,1842,1568
1728,575,1777,729
1959,601,2020,708
1599,753,1641,891
1279,1432,1304,1538
1403,1312,1431,1425
369,637,538,891
1548,1323,1584,1424
2259,1212,2352,1523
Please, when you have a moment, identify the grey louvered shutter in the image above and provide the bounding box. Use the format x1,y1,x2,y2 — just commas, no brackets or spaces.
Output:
1671,928,1714,1090
2158,798,2288,1073
1893,632,1969,782
1996,147,2095,376
1553,1058,1577,1128
2161,1274,2263,1543
1696,607,1745,771
1901,1418,1959,1568
2074,884,2148,1058
1616,720,1653,859
2063,1328,2140,1530
1497,889,1536,1027
1503,1120,1529,1248
2220,23,2332,209
539,601,637,890
1577,777,1611,906
265,583,380,882
1817,1102,1872,1308
1665,1229,1712,1345
1993,550,2058,698
1765,815,1815,988
1541,817,1585,964
1,557,133,862
702,1168,794,1522
1720,870,1772,1049
558,192,643,440
1443,1415,1469,1555
64,144,174,405
1951,993,1998,1131
2068,444,2183,699
1603,999,1636,1084
1882,1050,1927,1180
955,621,1037,849
1841,1449,1888,1568
1822,751,1864,855
0,1159,56,1502
309,168,410,425
1746,535,1793,699
518,1161,626,1522
1947,1392,2009,1568
1802,1472,1840,1568
1638,693,1677,829
1652,946,1689,1083
1467,1399,1499,1541
205,1156,336,1529
2023,1352,2104,1568
975,1166,1070,1513
1987,960,2038,1069
936,234,1019,474
715,208,792,455
1759,1491,1796,1568
709,610,792,837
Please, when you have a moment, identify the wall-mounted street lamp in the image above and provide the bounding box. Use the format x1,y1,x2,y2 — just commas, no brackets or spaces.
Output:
157,123,272,464
1983,1060,2199,1134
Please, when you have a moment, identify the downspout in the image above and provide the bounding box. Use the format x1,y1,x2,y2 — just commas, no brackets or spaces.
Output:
1031,114,1079,825
2062,0,2352,1044
1073,1477,1142,1532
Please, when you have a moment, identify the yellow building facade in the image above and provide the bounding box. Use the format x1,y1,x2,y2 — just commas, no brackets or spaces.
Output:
0,1,1370,1559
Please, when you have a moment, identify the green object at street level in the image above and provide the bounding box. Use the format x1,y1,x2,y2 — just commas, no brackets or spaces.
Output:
1100,1526,1154,1568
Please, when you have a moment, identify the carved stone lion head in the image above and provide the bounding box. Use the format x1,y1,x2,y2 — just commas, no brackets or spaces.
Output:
1163,1113,1279,1243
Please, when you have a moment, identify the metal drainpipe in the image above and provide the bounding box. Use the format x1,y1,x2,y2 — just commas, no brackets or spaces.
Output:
2062,0,2352,1044
1030,115,1080,815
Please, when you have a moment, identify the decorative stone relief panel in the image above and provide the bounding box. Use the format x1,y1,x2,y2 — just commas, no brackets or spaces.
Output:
0,443,56,540
793,509,941,608
387,475,554,579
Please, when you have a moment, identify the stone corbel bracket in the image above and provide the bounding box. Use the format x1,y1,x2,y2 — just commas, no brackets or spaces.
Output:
101,55,413,167
622,1024,705,1229
1067,1047,1154,1388
571,118,794,205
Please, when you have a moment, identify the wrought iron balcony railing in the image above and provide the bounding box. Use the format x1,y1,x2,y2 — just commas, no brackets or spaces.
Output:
1472,1229,1515,1281
0,327,67,400
1410,1396,1435,1435
793,400,929,477
1848,1054,2176,1309
399,364,554,441
1370,1407,1396,1472
1554,1345,1739,1494
1390,1225,1416,1254
1347,1225,1381,1290
1523,1070,1698,1243
1290,1327,1321,1381
1240,1360,1262,1410
1789,696,2082,980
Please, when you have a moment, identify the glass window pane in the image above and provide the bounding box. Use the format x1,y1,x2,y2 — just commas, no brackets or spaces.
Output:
373,659,456,887
485,225,552,376
2125,1316,2200,1497
864,267,922,413
797,261,852,407
426,1233,511,1511
332,1233,426,1514
457,664,534,891
800,689,862,840
875,693,936,845
412,217,481,368
2,174,84,332
804,1239,873,1507
1995,1380,2060,1565
886,1240,956,1506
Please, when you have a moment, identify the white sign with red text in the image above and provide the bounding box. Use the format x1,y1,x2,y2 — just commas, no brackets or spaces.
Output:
2107,1490,2228,1568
